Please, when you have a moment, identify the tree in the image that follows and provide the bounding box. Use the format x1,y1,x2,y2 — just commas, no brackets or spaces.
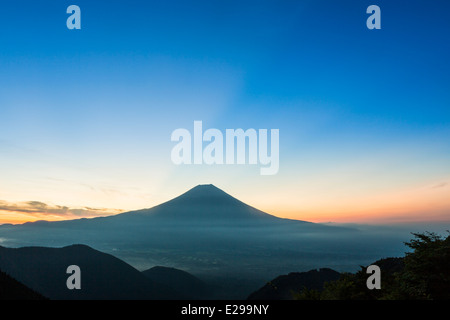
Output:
398,231,450,299
294,231,450,300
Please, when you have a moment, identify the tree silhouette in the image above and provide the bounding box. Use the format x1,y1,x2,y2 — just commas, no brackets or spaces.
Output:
398,231,450,299
294,231,450,300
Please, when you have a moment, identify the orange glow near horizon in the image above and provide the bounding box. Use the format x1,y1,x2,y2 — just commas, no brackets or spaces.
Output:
0,210,122,225
261,181,450,224
0,201,124,225
0,210,71,225
272,207,450,224
1,180,449,226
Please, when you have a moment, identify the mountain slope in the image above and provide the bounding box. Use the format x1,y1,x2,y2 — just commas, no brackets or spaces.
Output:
0,244,182,300
0,184,349,249
0,184,371,296
112,184,300,224
247,268,341,300
0,184,347,230
142,266,210,299
0,269,47,300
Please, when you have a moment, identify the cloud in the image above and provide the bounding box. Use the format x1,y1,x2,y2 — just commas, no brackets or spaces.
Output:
431,182,447,189
0,200,123,220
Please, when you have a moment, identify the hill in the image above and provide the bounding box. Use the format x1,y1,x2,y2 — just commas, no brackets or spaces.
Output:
0,184,406,298
0,269,47,300
248,232,450,300
142,266,210,299
0,185,359,270
247,268,341,300
0,244,182,300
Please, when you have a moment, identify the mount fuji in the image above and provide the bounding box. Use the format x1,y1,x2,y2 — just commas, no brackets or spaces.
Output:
0,184,394,298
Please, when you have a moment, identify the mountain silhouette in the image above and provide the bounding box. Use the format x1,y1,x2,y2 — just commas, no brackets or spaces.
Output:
247,268,341,300
0,244,183,300
0,184,372,299
112,184,300,224
0,184,345,251
0,269,47,300
142,266,209,299
0,184,339,229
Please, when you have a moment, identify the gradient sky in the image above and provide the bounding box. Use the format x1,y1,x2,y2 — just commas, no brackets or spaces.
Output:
1,0,449,224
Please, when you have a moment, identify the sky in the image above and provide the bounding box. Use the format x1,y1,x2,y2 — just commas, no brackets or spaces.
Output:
0,0,449,224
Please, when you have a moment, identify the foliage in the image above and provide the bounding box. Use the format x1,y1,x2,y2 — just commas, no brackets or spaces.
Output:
294,231,450,300
398,231,450,299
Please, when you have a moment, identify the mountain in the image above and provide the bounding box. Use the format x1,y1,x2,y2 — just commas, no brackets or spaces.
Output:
142,266,210,299
109,184,315,227
117,184,277,222
0,244,182,300
247,268,341,300
0,184,351,250
248,258,406,300
0,269,47,300
0,184,402,299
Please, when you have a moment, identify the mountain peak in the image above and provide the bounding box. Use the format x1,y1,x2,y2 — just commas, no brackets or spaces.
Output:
190,184,220,191
122,184,278,223
195,184,215,187
181,184,229,198
173,184,246,207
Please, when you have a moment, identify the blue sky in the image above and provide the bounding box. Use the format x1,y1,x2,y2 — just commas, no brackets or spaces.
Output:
0,0,449,223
